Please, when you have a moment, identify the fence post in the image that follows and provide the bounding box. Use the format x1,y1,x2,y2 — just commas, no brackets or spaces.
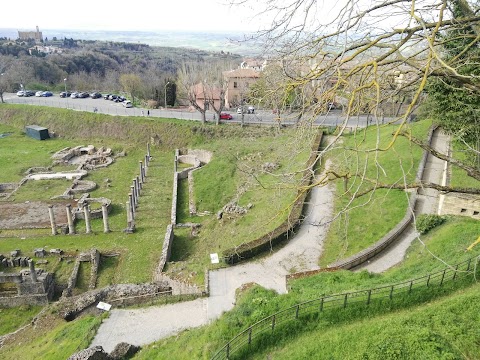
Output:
248,327,252,346
440,269,446,285
409,281,413,293
426,274,431,287
453,264,459,281
295,305,300,319
467,258,472,271
343,294,348,309
226,343,230,359
366,290,371,305
272,315,276,331
389,286,394,300
319,297,324,312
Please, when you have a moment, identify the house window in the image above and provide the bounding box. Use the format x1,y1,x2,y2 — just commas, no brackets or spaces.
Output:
234,82,238,88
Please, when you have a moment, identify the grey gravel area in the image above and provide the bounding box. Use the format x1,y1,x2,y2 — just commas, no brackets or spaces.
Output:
92,167,335,352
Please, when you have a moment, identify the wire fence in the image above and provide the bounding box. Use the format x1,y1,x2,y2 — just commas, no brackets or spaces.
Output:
211,256,479,360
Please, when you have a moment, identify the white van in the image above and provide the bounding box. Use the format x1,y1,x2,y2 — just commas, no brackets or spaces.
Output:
123,101,133,108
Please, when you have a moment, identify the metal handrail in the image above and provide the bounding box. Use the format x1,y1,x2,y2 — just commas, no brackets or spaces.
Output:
211,256,479,360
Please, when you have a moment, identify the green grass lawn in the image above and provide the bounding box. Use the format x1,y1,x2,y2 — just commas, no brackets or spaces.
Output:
0,106,315,287
133,216,479,359
319,120,433,266
0,305,42,336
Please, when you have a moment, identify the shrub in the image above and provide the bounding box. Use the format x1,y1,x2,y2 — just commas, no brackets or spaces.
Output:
416,214,446,234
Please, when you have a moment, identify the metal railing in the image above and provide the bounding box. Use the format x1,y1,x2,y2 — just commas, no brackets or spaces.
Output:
211,256,479,360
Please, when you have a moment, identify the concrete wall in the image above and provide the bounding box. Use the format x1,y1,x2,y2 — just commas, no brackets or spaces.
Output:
440,193,480,219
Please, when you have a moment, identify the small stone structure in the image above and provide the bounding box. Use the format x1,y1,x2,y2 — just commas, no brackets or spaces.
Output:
63,249,101,298
157,149,212,275
0,257,54,307
52,145,114,170
440,193,480,219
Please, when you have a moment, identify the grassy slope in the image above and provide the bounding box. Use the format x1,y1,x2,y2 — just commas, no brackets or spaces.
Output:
251,284,480,360
133,216,479,359
319,120,433,266
0,305,42,336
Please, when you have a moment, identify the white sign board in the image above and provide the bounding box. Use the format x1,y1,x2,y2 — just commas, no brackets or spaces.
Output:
97,301,112,311
210,253,219,264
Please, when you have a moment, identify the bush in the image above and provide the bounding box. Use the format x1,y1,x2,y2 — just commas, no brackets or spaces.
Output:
416,214,446,234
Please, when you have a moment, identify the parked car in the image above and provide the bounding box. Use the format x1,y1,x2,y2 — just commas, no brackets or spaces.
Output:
70,92,79,98
24,90,35,97
123,101,133,108
220,112,233,120
103,94,111,100
16,90,25,97
78,92,89,98
35,91,44,97
42,91,53,97
90,92,102,99
60,91,71,98
247,105,255,114
237,107,243,114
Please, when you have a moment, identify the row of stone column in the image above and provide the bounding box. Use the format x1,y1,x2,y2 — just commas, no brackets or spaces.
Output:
48,202,110,235
125,143,151,233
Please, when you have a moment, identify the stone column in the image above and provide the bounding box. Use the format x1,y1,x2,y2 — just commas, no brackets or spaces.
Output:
136,175,142,192
129,192,135,217
102,203,110,233
48,205,56,235
66,204,75,235
139,161,145,183
131,184,137,208
83,203,92,234
28,259,37,282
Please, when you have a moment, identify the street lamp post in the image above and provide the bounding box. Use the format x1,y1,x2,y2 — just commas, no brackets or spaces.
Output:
164,81,170,109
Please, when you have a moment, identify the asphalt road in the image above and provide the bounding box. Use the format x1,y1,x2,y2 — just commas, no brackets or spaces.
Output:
2,92,398,128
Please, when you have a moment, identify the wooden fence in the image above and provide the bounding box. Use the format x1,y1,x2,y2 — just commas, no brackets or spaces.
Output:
211,256,479,360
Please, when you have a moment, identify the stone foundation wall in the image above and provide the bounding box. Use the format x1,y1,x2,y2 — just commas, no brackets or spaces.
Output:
440,193,480,219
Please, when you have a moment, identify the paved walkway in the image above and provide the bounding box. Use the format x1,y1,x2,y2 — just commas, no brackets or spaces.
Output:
358,128,449,273
92,170,335,352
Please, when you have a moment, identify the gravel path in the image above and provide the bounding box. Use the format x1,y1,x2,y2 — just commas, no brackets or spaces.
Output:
91,168,334,352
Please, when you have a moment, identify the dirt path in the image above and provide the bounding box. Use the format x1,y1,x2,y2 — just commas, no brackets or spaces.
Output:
91,169,335,352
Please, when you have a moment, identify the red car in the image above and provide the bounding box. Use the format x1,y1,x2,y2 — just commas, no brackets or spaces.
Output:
220,112,233,120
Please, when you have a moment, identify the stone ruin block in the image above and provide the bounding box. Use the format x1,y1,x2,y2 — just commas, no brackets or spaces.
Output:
50,249,64,255
34,248,47,258
10,249,20,257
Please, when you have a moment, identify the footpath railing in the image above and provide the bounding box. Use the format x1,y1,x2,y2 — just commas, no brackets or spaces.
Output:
211,256,479,360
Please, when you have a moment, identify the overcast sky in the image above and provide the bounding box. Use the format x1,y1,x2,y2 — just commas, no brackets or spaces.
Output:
1,0,260,32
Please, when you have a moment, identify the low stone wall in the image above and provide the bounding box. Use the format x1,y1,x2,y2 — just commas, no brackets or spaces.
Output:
59,283,171,320
327,126,436,270
75,196,112,220
157,225,174,273
0,293,49,307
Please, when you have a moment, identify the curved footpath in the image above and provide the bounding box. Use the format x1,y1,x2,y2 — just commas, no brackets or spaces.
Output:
357,128,449,273
91,129,450,352
92,171,335,352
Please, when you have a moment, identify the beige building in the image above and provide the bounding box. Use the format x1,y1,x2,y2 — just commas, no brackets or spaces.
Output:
223,68,261,109
18,26,43,43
